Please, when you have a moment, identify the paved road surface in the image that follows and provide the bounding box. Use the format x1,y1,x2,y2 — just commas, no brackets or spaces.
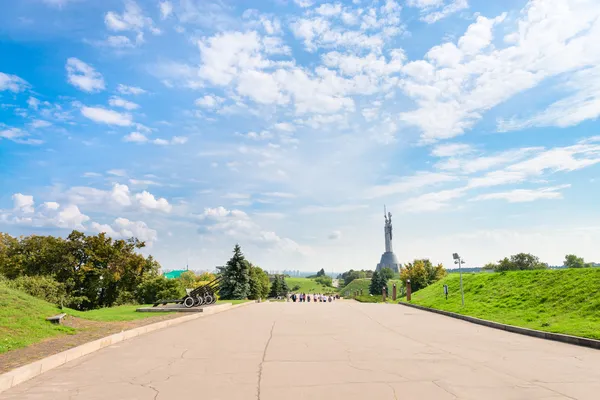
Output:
3,301,600,399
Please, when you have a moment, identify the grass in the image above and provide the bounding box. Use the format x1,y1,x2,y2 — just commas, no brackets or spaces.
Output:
286,277,334,294
401,268,600,340
339,278,405,298
0,284,74,354
66,304,171,321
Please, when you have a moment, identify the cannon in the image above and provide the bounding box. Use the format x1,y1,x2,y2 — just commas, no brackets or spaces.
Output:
153,276,222,308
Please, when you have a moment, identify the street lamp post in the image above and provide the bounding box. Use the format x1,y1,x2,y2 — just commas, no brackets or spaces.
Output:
452,253,465,306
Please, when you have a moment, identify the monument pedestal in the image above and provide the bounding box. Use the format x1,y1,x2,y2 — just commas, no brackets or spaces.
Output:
377,251,400,273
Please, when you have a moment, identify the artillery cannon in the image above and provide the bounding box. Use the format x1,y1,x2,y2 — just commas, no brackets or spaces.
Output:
153,276,222,308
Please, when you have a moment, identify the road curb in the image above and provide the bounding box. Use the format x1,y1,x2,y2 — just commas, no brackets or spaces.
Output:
0,300,258,394
397,302,600,350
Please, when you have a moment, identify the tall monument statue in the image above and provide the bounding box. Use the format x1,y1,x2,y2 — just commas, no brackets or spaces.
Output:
377,205,401,273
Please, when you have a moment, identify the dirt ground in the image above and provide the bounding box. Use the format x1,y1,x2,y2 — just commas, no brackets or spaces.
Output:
0,313,182,374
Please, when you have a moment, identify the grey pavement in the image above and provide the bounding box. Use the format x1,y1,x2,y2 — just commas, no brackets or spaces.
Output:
2,301,600,399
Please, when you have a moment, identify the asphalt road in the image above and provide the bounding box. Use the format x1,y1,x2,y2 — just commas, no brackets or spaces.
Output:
3,301,600,399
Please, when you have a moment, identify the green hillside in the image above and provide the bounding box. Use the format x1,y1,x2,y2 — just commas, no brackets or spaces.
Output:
0,283,74,354
339,278,404,297
285,277,334,294
403,268,600,339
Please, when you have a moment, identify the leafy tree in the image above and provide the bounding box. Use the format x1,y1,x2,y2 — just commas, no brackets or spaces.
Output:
482,262,497,271
178,271,197,289
380,267,394,281
563,254,592,269
248,264,270,300
341,269,366,286
493,253,548,272
196,271,216,282
315,275,333,287
316,268,326,277
135,276,183,304
217,244,251,299
400,259,446,292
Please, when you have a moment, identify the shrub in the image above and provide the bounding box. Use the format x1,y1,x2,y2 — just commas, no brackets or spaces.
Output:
315,275,333,287
135,276,183,304
7,275,68,305
114,291,137,306
400,259,446,292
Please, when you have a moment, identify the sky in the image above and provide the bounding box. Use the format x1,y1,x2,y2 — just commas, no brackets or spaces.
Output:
1,0,600,273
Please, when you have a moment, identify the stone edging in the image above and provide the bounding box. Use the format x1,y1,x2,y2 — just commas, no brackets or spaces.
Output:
0,301,257,394
397,302,600,350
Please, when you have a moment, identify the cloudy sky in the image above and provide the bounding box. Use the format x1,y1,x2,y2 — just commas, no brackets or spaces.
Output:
1,0,600,273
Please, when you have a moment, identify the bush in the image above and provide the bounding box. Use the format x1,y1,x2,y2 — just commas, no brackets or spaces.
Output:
400,259,446,292
114,291,137,306
135,276,183,304
7,275,68,305
314,275,333,287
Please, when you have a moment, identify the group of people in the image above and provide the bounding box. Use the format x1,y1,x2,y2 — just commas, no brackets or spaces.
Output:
289,293,339,303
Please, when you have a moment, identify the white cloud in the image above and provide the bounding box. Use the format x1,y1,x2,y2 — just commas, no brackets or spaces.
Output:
467,138,600,188
471,185,571,203
0,72,29,92
198,206,308,254
369,172,458,198
0,128,43,145
400,0,600,142
81,106,132,126
104,35,136,48
399,188,466,212
66,58,105,92
195,94,225,108
109,96,139,110
262,192,295,199
435,147,541,174
92,217,158,243
27,97,40,109
117,84,147,95
135,191,172,212
315,3,342,17
294,0,314,7
123,132,148,143
431,143,473,157
43,202,60,210
105,0,159,34
498,66,600,131
55,205,90,229
107,169,127,177
13,193,34,213
422,0,469,24
159,1,173,19
29,120,52,129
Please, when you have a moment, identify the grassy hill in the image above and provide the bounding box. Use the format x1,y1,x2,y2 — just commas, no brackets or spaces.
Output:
0,283,74,354
285,277,334,294
403,268,600,339
339,278,404,297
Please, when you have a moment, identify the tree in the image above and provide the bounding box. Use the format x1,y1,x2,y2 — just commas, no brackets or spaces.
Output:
380,267,394,281
178,271,197,289
493,253,548,272
369,271,383,295
315,275,333,287
341,269,366,286
217,244,251,300
248,264,270,300
400,259,446,292
269,275,289,297
563,254,591,268
135,276,182,304
316,268,326,277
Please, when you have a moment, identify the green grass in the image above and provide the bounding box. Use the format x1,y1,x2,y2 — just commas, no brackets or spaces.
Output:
401,268,600,340
0,284,74,354
339,278,404,297
66,304,171,321
286,277,334,294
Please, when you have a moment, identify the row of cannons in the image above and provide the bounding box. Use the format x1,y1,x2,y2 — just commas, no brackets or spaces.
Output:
153,276,222,308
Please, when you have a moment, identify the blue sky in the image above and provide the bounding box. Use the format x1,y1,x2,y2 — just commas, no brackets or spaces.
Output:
2,0,600,273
